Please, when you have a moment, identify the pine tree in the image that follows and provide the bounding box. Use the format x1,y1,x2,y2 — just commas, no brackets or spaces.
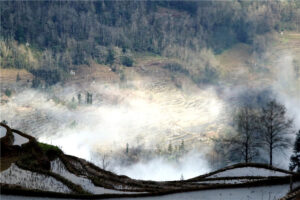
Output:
290,130,300,172
86,92,93,104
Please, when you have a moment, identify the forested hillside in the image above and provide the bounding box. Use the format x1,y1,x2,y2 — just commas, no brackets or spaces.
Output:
1,1,300,85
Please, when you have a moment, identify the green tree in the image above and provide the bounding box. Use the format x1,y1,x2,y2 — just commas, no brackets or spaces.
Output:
86,92,93,104
106,48,115,66
290,130,300,172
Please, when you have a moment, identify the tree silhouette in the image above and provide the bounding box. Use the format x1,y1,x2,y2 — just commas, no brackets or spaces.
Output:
260,100,293,166
290,130,300,172
234,105,259,163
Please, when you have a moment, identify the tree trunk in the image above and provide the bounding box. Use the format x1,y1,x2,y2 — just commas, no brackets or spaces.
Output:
270,143,273,166
245,143,248,163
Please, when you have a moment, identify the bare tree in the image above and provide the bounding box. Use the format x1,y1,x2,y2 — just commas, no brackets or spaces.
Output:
214,106,259,164
234,105,259,163
100,153,110,171
259,100,293,166
92,152,110,171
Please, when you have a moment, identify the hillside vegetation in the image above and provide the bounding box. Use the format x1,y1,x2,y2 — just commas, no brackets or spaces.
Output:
1,1,300,86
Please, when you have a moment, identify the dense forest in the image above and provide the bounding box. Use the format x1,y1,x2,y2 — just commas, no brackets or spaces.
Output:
1,1,300,85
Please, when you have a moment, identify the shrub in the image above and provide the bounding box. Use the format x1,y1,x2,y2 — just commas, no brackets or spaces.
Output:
38,142,62,154
121,56,133,67
4,88,12,97
31,77,41,88
30,69,62,86
163,62,188,75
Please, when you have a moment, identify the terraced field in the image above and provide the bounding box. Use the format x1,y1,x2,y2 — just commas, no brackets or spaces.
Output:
1,124,299,199
0,69,33,84
0,57,231,151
